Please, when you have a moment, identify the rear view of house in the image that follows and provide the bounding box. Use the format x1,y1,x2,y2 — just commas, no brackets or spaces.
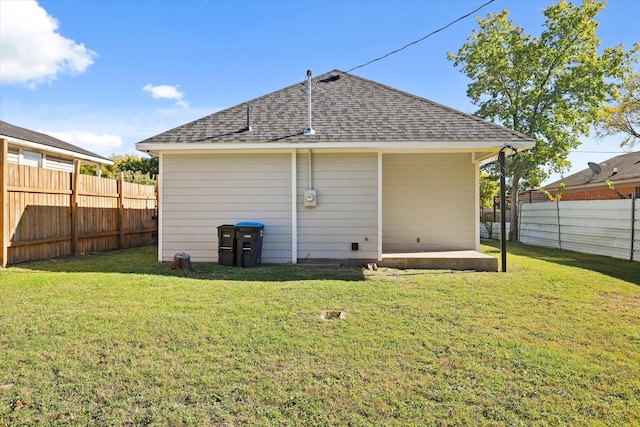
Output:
137,70,534,270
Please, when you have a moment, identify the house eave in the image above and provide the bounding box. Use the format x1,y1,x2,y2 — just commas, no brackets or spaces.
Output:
3,135,114,166
137,140,535,156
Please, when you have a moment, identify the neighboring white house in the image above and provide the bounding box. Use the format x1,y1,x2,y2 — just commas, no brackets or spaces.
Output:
1,120,112,172
136,70,534,265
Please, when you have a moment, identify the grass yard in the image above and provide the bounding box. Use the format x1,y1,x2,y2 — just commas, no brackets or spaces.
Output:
1,242,638,426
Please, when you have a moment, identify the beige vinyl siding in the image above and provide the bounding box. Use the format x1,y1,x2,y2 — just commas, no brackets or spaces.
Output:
297,152,378,260
162,153,292,263
382,153,476,251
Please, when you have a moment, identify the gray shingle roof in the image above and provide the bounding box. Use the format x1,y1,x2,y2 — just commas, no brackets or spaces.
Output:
137,70,534,145
544,151,640,189
0,120,110,161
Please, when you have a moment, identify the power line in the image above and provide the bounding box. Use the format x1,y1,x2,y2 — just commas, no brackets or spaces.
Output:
569,150,631,154
346,0,496,73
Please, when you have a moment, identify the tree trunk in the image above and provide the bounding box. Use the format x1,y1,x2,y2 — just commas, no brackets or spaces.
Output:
509,173,521,242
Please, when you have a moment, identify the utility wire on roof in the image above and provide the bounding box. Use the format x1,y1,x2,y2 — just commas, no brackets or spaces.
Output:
346,0,496,73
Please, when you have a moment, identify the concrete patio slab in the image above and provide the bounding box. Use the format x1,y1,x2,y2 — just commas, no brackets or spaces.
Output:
379,250,498,271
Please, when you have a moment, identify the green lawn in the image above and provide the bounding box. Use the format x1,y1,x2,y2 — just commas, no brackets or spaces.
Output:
1,242,638,426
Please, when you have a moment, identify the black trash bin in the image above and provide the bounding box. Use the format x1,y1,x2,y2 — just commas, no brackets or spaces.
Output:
217,224,236,266
235,222,264,267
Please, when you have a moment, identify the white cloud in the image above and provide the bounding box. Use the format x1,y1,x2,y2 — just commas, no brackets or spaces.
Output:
143,84,189,108
0,0,97,86
41,130,123,157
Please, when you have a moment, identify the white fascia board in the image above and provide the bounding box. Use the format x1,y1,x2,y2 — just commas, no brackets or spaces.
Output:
137,140,535,155
3,136,114,165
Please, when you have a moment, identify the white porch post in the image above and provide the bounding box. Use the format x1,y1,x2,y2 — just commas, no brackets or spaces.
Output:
378,151,383,261
473,153,480,251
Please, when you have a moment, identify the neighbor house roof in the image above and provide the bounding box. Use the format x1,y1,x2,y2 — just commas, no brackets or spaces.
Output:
137,70,534,152
0,120,112,164
544,151,640,190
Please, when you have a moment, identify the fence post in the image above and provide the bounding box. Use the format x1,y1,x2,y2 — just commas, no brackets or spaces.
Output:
556,198,562,250
118,172,125,249
1,138,7,268
631,191,636,262
499,150,507,272
71,160,80,256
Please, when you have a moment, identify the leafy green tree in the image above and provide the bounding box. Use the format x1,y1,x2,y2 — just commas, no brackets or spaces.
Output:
597,71,640,148
479,171,498,214
118,155,159,178
479,171,499,238
80,154,158,184
448,0,638,240
79,162,118,178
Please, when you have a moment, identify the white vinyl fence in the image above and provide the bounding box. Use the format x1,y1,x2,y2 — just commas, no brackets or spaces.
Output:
519,199,639,261
480,222,510,240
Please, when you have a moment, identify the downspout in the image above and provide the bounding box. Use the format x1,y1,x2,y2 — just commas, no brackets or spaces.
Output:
291,151,297,264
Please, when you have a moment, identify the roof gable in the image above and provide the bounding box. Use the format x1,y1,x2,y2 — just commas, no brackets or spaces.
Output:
137,70,534,146
0,120,110,162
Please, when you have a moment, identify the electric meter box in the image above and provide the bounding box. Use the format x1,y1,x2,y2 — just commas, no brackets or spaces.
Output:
304,189,317,207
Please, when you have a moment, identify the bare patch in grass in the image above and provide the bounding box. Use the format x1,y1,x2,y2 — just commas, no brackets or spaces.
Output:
597,292,640,311
532,293,560,301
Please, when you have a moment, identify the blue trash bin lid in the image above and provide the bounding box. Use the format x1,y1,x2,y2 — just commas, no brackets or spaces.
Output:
235,221,264,228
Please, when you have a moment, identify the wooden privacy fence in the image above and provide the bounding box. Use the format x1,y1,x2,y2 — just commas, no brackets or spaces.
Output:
519,197,639,262
1,155,157,267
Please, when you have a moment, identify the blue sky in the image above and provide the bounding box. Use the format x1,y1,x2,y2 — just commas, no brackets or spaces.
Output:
1,0,638,184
